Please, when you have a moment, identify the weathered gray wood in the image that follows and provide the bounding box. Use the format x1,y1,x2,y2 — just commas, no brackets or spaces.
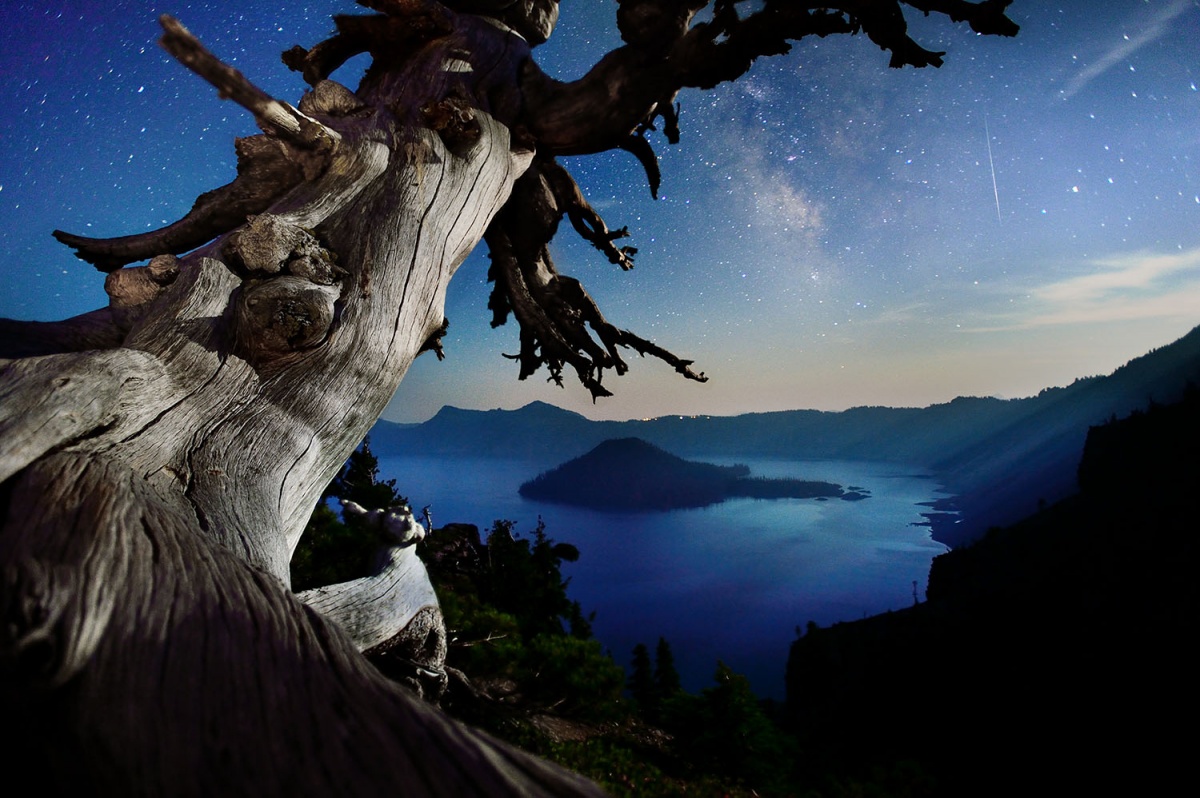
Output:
298,504,438,653
0,348,169,485
299,544,439,649
1,8,576,793
1,451,601,795
1,2,1018,793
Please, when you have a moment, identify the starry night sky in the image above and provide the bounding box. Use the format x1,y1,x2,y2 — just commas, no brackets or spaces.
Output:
2,1,1198,423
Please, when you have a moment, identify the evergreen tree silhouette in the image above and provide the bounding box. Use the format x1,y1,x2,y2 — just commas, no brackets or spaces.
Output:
654,637,682,698
629,643,656,716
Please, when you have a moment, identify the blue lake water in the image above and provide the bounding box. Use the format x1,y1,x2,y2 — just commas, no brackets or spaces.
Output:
379,454,951,699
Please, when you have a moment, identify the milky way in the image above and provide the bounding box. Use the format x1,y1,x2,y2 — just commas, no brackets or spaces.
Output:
2,1,1198,422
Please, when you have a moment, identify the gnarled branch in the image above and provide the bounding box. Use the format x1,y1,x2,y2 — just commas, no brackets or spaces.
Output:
494,0,1014,401
298,504,445,696
54,17,345,272
0,309,125,358
524,0,1018,155
540,159,639,271
486,158,706,400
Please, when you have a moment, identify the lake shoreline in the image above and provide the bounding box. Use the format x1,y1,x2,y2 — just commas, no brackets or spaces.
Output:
918,493,971,549
522,475,850,512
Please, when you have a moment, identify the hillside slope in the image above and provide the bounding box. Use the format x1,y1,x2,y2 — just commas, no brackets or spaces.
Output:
783,389,1200,795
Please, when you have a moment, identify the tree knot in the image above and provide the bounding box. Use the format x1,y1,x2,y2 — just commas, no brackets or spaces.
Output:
104,254,181,332
421,92,482,154
226,215,344,368
224,214,343,285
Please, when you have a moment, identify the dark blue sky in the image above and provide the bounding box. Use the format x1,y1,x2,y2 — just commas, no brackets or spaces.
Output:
2,1,1198,422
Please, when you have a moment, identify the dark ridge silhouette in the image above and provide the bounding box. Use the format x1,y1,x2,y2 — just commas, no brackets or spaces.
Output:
518,438,843,511
783,387,1200,796
373,325,1200,545
370,401,604,460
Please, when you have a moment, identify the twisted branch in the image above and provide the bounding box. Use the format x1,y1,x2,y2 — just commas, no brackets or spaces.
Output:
486,159,706,400
283,1,455,85
498,0,1015,401
539,160,639,271
526,0,1018,154
54,16,343,271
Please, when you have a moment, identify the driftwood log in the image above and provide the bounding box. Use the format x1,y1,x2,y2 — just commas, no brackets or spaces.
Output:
0,1,1016,793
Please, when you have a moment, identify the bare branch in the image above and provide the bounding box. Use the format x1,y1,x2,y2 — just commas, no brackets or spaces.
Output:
159,15,338,151
485,160,705,400
902,0,1020,36
54,136,310,271
297,505,441,673
618,134,663,200
524,0,1018,155
282,1,456,84
540,159,639,270
0,309,125,358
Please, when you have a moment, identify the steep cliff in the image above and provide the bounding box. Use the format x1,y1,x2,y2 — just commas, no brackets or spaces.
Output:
784,388,1199,796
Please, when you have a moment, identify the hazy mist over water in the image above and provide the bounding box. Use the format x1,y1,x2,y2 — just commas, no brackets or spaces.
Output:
382,455,950,698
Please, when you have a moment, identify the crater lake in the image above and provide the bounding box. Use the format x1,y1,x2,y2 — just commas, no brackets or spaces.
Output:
380,454,952,698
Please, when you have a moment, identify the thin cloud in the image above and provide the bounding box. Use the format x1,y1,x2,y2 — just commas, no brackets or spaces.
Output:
857,300,936,327
1021,289,1200,328
1061,0,1192,99
1038,247,1200,302
981,247,1200,331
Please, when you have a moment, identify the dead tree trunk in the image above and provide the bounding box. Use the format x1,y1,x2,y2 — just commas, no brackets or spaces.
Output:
0,5,599,794
0,1,1016,793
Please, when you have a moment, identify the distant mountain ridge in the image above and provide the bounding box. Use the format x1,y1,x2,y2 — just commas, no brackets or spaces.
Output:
371,325,1200,546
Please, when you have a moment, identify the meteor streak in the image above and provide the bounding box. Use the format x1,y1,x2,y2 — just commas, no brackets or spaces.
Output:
985,113,1002,225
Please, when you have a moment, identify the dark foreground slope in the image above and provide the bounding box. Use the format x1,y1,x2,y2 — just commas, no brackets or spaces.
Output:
784,389,1200,796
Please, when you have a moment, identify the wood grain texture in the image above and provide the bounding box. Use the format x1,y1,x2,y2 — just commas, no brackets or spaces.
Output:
298,540,439,653
1,452,602,795
0,8,586,793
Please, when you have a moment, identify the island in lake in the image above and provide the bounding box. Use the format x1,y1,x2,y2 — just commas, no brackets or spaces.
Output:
519,438,859,511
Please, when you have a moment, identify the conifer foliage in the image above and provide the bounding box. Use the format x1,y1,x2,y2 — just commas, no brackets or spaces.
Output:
290,437,408,591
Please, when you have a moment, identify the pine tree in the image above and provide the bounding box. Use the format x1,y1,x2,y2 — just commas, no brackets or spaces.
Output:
291,437,408,591
327,435,408,511
480,518,590,639
654,636,682,698
629,643,656,716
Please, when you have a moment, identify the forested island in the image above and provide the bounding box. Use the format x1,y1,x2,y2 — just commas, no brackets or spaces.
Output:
518,438,848,511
